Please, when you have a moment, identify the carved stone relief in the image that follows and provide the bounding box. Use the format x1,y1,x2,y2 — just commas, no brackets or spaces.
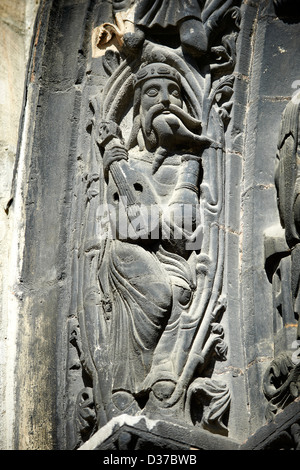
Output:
264,90,300,420
65,0,242,450
7,0,300,451
241,397,300,450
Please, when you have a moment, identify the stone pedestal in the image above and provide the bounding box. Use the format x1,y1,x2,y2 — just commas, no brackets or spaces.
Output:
241,398,300,450
79,414,239,451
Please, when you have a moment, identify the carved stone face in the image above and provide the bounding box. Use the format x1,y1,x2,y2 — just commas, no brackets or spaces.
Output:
138,77,184,149
140,77,183,113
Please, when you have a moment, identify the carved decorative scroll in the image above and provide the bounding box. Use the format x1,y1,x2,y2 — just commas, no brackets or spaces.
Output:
67,0,242,449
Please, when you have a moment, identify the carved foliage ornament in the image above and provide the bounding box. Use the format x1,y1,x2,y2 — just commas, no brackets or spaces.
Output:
67,0,242,449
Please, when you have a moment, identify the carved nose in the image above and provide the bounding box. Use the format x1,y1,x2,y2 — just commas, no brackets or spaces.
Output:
160,91,170,107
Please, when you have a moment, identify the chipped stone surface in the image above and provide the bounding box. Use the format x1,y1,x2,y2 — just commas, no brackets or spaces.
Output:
78,414,240,451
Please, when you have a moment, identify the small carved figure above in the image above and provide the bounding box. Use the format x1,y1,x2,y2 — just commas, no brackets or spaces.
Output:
125,0,208,56
97,1,135,49
96,0,241,66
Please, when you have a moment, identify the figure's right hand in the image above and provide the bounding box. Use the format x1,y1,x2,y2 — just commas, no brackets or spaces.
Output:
103,146,128,176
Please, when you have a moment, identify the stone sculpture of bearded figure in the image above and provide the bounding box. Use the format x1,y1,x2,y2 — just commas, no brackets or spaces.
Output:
96,63,217,417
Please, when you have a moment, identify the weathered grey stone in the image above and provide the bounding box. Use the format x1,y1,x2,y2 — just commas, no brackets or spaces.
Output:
1,0,300,451
0,0,41,450
78,414,240,451
241,397,300,450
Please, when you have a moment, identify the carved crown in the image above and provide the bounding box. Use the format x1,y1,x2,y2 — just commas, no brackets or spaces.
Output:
133,63,181,89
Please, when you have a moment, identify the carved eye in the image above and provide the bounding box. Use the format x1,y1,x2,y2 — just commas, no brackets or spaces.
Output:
169,86,180,99
145,87,159,97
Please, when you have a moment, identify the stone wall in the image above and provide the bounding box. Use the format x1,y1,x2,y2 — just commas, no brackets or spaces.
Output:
0,0,40,450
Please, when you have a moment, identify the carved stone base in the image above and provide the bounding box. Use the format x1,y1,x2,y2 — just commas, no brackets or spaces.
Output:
78,414,239,451
241,398,300,450
79,400,300,450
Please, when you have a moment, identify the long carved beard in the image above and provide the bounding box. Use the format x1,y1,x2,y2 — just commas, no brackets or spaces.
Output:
145,104,202,135
142,103,202,150
141,104,165,149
